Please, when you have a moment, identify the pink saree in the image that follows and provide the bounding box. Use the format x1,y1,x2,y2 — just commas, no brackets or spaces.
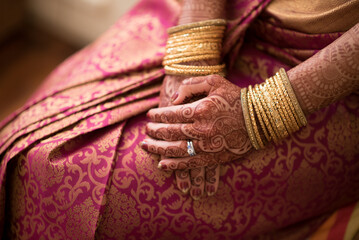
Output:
1,0,359,239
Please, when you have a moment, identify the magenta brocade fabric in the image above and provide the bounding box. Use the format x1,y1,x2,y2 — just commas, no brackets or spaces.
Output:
0,0,359,239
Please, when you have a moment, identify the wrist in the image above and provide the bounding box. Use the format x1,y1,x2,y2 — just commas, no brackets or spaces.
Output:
178,0,226,25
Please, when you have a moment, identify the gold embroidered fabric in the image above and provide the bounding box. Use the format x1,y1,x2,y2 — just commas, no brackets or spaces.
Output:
266,0,359,33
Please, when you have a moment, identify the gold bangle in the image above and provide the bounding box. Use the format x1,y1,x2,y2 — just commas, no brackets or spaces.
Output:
166,42,222,55
247,87,265,149
248,85,271,142
168,19,226,34
272,75,299,133
241,88,260,150
170,25,226,36
165,64,225,76
166,38,223,48
168,31,225,41
169,64,225,70
254,84,280,144
273,72,301,129
266,77,293,134
253,84,278,143
261,83,289,139
279,68,307,127
163,50,221,60
162,54,220,65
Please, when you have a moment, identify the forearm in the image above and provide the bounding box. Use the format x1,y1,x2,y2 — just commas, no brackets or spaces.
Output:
178,0,226,25
288,23,359,116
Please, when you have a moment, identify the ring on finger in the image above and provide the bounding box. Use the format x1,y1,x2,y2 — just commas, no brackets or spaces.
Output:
187,140,196,157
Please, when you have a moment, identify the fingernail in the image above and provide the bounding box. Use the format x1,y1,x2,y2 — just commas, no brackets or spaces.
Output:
207,185,215,196
192,189,202,200
181,182,189,193
146,111,150,119
157,162,162,169
140,142,148,151
171,92,179,102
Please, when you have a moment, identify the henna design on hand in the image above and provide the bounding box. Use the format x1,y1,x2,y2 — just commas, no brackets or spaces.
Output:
144,75,253,169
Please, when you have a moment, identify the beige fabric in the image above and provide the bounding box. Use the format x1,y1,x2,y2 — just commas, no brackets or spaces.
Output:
266,0,359,33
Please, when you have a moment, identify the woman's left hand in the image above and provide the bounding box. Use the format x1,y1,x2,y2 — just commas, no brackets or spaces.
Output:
143,74,253,170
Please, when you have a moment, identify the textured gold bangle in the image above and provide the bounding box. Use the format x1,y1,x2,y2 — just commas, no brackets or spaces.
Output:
169,64,225,70
162,54,220,65
279,68,307,127
266,77,293,134
164,50,221,60
241,88,260,150
273,72,301,129
272,75,299,133
166,38,223,49
248,85,271,142
170,25,226,36
168,32,224,41
255,84,280,144
166,43,222,55
261,83,289,139
168,19,226,34
247,87,265,149
164,65,225,76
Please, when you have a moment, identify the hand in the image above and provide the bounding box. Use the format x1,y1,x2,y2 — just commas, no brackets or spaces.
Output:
154,75,221,199
144,74,253,170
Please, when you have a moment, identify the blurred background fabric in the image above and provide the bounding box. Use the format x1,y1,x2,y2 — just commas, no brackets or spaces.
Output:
0,0,137,121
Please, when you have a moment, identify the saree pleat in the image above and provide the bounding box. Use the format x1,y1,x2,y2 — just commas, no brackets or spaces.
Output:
1,0,359,239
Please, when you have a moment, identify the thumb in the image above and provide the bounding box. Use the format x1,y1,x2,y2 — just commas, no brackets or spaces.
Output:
172,76,214,105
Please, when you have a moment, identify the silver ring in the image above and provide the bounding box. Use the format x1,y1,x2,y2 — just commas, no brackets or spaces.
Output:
187,140,196,157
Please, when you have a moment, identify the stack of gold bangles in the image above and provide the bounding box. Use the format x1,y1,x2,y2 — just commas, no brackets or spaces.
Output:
241,68,307,150
163,19,227,76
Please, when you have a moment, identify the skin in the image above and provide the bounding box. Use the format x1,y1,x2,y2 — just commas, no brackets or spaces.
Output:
143,21,359,199
142,0,227,200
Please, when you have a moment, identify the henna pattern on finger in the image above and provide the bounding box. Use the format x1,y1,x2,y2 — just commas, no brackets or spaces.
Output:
152,75,253,168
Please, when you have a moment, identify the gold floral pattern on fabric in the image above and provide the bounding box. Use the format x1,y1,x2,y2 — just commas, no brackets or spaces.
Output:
193,183,234,229
1,0,359,239
66,197,98,239
327,104,359,162
95,187,140,239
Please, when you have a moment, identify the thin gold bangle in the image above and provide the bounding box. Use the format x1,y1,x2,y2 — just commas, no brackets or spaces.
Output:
169,64,225,70
163,50,221,60
168,32,224,41
169,25,226,36
272,75,299,133
266,77,293,134
166,38,223,48
247,87,265,149
275,72,302,127
261,83,288,139
162,54,220,65
164,65,225,76
166,43,222,55
241,88,260,150
279,68,307,127
255,84,280,144
168,19,226,34
248,85,271,142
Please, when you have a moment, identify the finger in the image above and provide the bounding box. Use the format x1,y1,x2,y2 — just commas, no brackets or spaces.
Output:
175,170,191,194
141,138,202,158
171,76,212,105
147,103,197,123
158,154,216,170
204,164,220,196
190,167,205,200
146,122,191,141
